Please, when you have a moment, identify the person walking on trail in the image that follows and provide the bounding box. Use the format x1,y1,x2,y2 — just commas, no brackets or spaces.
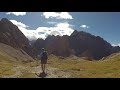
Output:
40,48,48,74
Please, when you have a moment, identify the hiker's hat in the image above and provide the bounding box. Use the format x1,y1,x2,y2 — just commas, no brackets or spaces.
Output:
42,48,45,50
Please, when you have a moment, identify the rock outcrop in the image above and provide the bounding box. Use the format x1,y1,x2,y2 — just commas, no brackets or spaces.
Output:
0,18,33,58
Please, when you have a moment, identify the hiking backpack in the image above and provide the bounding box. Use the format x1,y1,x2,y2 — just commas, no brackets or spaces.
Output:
41,51,48,60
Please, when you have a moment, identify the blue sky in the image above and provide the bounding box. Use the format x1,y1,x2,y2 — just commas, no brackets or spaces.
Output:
0,12,120,46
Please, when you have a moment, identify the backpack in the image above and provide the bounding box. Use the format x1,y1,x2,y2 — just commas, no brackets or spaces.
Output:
41,51,48,60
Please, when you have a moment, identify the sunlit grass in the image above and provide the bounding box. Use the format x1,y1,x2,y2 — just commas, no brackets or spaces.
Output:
48,54,120,78
1,53,120,78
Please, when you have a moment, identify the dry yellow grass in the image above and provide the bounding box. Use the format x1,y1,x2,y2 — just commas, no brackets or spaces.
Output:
48,54,120,78
1,53,120,78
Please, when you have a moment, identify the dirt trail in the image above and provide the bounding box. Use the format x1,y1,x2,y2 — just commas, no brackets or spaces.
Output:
32,66,71,78
2,65,71,78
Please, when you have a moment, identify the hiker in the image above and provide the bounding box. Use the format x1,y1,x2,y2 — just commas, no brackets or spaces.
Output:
40,48,48,74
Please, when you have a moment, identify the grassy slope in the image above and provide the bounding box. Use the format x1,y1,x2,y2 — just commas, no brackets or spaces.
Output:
1,50,120,78
48,54,120,78
0,53,40,78
0,43,36,78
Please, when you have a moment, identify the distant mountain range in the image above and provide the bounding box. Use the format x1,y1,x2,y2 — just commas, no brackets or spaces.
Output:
32,30,120,60
0,18,120,60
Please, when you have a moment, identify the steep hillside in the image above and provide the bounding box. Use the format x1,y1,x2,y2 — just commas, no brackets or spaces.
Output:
0,18,33,57
0,43,34,62
0,42,35,78
69,30,112,59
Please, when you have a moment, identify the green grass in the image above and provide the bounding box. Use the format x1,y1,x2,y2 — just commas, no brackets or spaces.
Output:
1,52,120,78
48,54,120,78
0,52,40,78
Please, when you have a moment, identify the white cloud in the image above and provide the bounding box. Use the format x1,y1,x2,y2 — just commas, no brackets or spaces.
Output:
42,12,73,19
42,12,59,19
56,23,70,28
58,12,73,19
54,23,74,36
36,22,74,37
112,44,120,47
10,20,74,41
6,12,26,16
47,21,57,24
20,28,38,40
10,20,38,40
80,25,90,29
10,20,28,28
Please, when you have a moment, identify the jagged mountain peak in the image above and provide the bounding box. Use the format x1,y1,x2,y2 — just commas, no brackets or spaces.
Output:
1,18,9,22
32,30,119,60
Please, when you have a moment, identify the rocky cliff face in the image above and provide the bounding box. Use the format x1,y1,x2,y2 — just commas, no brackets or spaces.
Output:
69,30,113,60
32,30,120,60
0,18,33,58
45,35,71,57
32,35,72,58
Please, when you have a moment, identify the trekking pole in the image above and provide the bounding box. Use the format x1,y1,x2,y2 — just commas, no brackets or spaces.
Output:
46,63,47,74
